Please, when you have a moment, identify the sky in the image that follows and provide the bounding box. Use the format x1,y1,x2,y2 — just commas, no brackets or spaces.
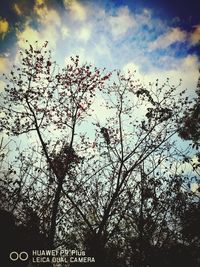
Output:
0,0,199,190
0,0,200,92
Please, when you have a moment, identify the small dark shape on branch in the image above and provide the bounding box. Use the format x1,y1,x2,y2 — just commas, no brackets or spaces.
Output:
101,127,110,144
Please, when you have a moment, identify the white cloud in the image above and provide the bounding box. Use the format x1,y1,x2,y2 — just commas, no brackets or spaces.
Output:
162,55,199,92
122,54,199,96
148,27,187,51
61,26,69,38
4,1,200,101
135,8,152,26
90,96,115,124
13,3,23,16
0,80,6,92
0,57,10,73
65,48,93,65
122,62,143,81
0,18,9,35
108,6,137,39
34,3,61,27
77,25,92,42
15,0,62,49
191,183,200,195
0,56,11,91
179,54,199,71
64,0,87,21
16,0,63,50
16,25,39,48
16,24,58,49
190,24,200,45
94,35,111,58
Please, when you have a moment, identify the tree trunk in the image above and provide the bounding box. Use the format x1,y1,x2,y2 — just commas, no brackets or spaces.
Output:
48,178,63,248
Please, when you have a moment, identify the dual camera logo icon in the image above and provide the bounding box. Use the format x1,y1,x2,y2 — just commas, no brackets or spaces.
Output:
9,251,29,261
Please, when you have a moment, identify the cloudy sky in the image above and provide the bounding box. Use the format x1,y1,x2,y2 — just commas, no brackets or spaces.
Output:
0,0,200,93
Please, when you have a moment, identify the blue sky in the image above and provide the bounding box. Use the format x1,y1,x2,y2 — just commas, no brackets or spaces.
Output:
0,0,200,93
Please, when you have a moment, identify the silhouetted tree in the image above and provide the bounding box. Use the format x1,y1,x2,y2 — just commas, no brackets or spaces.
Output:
179,68,200,149
1,43,198,267
0,41,110,251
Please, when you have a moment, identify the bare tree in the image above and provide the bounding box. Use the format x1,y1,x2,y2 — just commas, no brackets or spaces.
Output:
1,43,198,267
0,41,110,249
